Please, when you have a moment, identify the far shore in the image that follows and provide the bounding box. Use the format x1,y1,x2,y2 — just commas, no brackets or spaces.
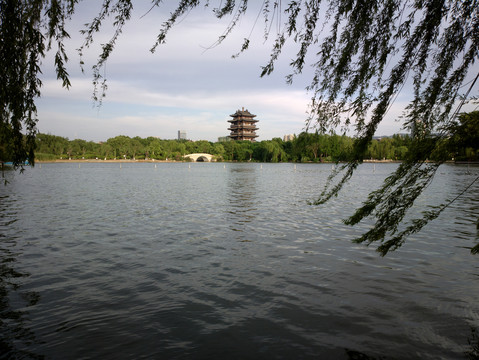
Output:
37,159,177,163
36,158,404,164
4,159,473,166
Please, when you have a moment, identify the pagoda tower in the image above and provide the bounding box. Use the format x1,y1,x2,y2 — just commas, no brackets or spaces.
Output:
228,107,259,142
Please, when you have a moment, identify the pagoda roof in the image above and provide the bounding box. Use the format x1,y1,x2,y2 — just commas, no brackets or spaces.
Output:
230,108,256,118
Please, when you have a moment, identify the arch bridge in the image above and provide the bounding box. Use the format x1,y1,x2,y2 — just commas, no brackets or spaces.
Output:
183,153,215,162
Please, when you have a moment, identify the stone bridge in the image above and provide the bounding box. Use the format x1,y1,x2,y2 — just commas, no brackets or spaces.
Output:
183,153,215,162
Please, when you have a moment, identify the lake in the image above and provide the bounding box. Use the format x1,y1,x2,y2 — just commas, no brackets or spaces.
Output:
0,162,478,359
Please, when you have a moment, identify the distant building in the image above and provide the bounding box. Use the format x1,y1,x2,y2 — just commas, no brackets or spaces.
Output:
283,134,295,142
178,130,187,140
228,107,259,142
217,136,231,142
372,133,410,140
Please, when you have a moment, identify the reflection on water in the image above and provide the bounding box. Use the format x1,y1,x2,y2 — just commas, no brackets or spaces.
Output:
0,162,477,359
0,194,41,359
466,327,479,359
226,164,258,237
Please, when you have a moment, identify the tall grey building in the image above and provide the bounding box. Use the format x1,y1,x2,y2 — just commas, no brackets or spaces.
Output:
178,130,187,140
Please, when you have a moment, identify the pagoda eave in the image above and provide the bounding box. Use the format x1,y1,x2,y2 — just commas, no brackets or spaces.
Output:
230,113,257,118
228,119,258,123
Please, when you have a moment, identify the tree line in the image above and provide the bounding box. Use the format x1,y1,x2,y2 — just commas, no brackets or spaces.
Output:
1,111,474,164
33,132,409,162
32,113,479,163
0,126,467,165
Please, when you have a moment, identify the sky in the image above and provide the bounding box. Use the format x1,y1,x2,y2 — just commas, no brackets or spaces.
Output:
35,1,477,143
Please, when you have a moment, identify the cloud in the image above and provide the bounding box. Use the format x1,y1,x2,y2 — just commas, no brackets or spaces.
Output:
37,75,311,142
38,1,430,143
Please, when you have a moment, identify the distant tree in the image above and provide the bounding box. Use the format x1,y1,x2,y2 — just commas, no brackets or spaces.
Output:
221,141,237,161
282,137,294,160
2,0,478,254
306,133,321,161
69,139,87,158
107,135,132,159
177,141,187,156
448,111,479,161
99,143,113,159
212,143,226,160
35,133,69,156
337,135,354,161
255,140,281,162
130,137,144,159
393,146,408,161
194,140,213,154
292,132,314,162
148,139,164,160
233,141,254,161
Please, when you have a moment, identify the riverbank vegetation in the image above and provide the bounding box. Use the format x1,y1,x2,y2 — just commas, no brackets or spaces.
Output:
33,132,412,163
33,115,479,163
2,110,475,165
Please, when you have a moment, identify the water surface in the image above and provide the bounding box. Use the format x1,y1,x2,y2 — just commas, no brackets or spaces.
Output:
1,162,478,359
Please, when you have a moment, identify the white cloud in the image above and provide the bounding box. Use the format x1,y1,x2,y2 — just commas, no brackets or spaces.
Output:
37,75,311,142
39,1,440,143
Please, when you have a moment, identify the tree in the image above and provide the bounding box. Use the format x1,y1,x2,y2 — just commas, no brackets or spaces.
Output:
212,143,226,160
255,140,286,162
1,0,72,167
107,135,132,159
35,133,69,156
221,141,237,161
148,139,164,160
99,142,113,159
448,111,479,161
234,141,254,161
2,0,478,254
194,140,213,154
306,132,321,161
130,137,145,159
0,123,14,163
292,132,313,162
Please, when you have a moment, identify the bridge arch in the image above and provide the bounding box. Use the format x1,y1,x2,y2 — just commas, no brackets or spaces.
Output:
183,153,215,162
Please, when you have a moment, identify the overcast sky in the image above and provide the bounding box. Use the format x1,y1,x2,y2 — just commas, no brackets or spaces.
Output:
35,1,477,142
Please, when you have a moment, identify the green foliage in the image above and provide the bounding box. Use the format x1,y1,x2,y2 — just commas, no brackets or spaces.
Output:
0,123,13,163
448,111,479,162
33,131,420,163
1,0,73,168
34,153,58,161
254,139,286,162
36,133,69,156
315,124,479,255
365,136,412,161
344,162,442,255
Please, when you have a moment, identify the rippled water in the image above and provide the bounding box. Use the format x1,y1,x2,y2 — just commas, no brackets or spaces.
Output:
1,162,478,359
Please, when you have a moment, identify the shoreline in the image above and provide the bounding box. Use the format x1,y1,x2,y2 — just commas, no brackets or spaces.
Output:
36,159,178,163
34,159,471,164
35,159,405,164
33,159,479,165
4,159,476,168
